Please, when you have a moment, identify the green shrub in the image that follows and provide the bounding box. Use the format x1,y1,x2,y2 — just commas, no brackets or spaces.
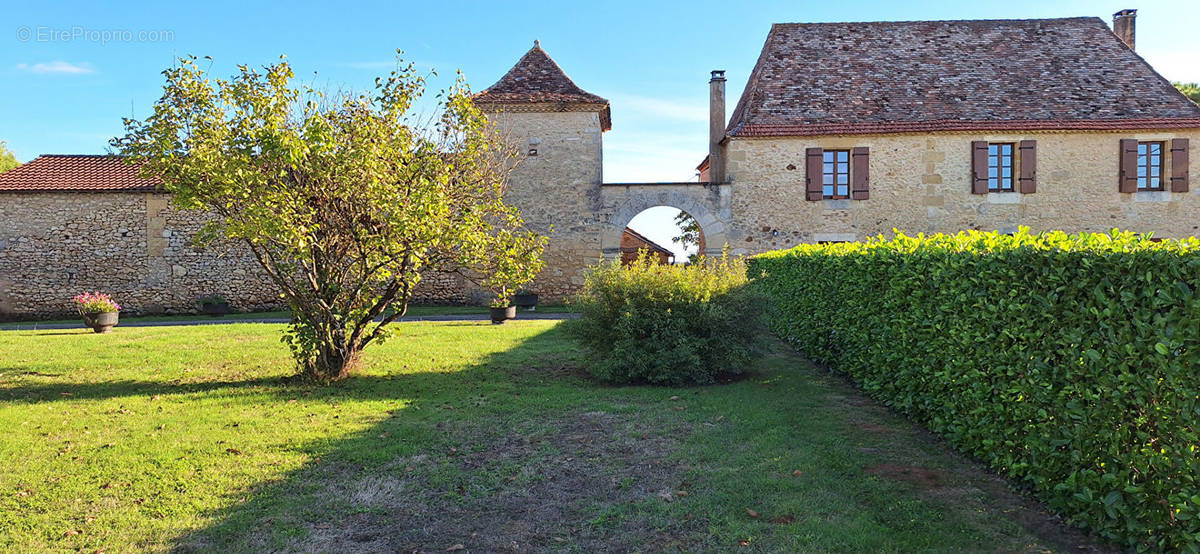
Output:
749,229,1200,551
567,253,767,385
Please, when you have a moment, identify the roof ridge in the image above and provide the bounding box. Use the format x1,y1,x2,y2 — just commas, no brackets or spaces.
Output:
39,153,125,158
0,153,159,192
770,16,1100,26
724,15,1200,138
473,42,608,105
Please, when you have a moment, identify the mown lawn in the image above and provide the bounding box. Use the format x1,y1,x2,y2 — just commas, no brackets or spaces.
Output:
0,303,574,327
0,321,1098,552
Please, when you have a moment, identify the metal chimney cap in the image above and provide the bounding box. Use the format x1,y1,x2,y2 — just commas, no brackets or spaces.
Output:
710,70,726,80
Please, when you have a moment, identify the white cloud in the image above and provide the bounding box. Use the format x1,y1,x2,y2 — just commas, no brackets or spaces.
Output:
16,61,95,75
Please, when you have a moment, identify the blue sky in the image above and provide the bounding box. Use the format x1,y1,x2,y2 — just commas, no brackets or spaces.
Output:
3,0,1196,259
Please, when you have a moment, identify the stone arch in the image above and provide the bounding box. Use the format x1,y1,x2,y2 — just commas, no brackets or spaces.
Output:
599,186,730,261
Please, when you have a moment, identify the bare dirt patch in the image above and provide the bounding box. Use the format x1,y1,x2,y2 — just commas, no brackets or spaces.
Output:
277,410,697,553
863,464,945,489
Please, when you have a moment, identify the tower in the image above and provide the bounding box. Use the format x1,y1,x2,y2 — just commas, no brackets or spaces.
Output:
473,41,611,297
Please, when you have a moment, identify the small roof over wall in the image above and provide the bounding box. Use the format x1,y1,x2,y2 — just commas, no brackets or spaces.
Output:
726,17,1200,138
0,154,158,192
473,41,612,131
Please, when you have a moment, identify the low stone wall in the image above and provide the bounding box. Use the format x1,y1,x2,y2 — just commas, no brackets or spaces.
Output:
0,192,281,319
0,192,491,320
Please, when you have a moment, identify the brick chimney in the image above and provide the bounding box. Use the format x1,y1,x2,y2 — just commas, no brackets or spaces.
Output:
1113,9,1136,50
708,70,726,184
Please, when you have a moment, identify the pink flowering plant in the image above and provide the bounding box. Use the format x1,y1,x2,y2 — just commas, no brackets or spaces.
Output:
73,292,121,315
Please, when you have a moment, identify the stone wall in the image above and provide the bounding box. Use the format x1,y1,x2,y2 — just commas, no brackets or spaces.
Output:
723,129,1200,254
7,127,1195,319
0,192,478,319
0,192,282,319
487,110,607,301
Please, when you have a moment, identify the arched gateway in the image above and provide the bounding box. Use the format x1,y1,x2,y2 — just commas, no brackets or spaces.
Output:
472,41,735,300
598,182,731,260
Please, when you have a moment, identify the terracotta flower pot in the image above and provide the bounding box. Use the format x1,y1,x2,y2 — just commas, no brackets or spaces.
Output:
82,311,119,334
490,306,517,324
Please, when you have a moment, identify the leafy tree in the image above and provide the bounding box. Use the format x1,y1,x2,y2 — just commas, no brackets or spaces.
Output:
1176,82,1200,104
671,210,703,264
0,141,20,173
113,55,546,381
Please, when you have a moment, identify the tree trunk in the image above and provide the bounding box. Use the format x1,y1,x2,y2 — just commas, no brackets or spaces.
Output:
304,339,362,382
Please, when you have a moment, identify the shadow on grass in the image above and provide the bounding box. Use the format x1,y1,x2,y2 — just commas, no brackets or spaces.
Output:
166,324,631,552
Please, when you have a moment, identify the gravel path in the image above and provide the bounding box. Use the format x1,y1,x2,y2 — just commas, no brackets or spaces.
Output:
0,312,578,331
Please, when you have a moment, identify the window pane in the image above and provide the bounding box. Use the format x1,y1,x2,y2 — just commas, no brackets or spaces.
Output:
837,151,848,162
1149,143,1160,154
823,152,834,163
1138,176,1146,189
838,174,848,185
838,163,848,173
823,184,833,196
1138,144,1148,155
838,184,849,196
988,167,997,178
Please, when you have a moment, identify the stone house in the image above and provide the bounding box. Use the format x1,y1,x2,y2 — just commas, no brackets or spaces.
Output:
700,11,1200,249
1,10,1197,318
619,228,674,265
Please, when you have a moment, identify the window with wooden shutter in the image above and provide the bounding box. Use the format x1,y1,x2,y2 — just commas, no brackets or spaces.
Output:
1119,139,1139,193
986,143,1016,192
805,147,823,201
822,150,851,199
851,147,870,200
1136,142,1166,191
1018,140,1037,193
971,141,989,194
1171,138,1190,193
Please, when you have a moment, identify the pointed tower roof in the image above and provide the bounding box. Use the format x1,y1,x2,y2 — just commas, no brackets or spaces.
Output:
474,41,611,131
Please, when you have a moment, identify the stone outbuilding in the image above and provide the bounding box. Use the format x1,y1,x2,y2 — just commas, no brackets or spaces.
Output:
1,10,1197,318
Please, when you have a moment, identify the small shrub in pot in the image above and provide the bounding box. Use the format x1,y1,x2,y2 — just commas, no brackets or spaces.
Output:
73,292,121,333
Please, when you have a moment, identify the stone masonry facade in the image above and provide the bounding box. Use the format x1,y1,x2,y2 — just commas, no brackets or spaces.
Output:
0,192,281,319
3,16,1199,318
722,130,1200,253
0,192,473,319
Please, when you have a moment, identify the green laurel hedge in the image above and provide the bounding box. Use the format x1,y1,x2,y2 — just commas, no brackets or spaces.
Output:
567,253,767,385
748,229,1200,550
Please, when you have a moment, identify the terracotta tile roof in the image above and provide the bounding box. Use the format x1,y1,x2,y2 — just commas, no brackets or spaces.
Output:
474,41,611,131
0,154,159,192
622,228,674,257
726,17,1200,138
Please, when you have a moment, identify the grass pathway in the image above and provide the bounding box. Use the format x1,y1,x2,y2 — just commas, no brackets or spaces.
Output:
0,321,1106,552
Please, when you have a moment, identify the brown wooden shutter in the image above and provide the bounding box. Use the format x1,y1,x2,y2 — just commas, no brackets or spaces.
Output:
805,147,823,201
971,141,989,194
1170,138,1190,193
1119,139,1139,193
1018,140,1037,194
851,147,870,200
